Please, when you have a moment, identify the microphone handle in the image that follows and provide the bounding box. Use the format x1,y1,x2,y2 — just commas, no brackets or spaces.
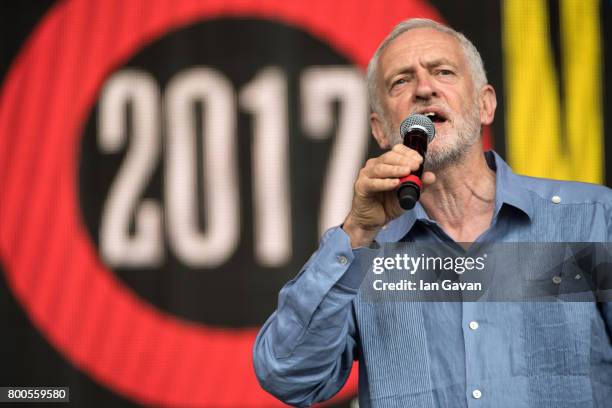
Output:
397,131,428,210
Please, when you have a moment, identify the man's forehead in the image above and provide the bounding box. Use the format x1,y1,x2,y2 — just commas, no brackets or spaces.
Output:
379,28,464,73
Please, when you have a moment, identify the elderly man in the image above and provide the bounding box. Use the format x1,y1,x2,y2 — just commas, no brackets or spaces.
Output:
253,18,612,407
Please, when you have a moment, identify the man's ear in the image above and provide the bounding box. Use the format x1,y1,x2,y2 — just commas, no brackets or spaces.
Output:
370,111,390,149
479,84,497,126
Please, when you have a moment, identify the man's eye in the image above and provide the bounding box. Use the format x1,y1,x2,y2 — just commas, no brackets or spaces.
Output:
438,69,454,76
392,78,406,87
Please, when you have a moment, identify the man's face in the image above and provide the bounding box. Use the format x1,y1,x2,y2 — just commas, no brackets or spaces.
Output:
373,28,484,169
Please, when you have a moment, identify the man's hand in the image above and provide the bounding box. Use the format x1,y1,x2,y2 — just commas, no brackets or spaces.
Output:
342,144,435,248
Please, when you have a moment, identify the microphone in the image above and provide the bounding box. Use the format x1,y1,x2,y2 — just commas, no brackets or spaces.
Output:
396,114,436,210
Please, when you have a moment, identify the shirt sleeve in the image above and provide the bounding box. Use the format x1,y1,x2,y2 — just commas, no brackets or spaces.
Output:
252,226,375,407
599,206,612,332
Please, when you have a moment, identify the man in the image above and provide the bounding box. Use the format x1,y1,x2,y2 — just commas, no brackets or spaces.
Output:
253,18,612,407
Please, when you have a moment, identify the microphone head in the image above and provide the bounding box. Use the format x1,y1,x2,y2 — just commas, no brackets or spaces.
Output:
400,114,436,143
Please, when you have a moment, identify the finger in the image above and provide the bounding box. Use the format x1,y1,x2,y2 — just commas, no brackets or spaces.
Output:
356,176,400,194
363,162,413,179
390,143,423,158
380,150,423,170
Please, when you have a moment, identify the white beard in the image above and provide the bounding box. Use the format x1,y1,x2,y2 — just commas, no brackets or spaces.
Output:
384,97,482,171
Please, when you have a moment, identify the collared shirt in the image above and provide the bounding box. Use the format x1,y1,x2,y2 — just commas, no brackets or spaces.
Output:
253,151,612,407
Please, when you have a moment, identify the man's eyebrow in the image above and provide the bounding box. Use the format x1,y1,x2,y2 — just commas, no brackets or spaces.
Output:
384,67,415,87
384,58,459,85
424,58,458,69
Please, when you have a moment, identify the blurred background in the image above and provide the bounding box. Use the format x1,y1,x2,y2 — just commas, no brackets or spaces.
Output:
0,0,610,407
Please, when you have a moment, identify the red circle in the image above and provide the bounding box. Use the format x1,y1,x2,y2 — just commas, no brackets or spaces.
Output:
0,0,441,406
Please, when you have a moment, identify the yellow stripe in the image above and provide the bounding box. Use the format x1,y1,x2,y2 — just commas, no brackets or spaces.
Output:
502,0,603,183
560,0,603,183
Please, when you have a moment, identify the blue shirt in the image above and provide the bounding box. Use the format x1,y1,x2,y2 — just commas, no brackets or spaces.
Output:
253,151,612,407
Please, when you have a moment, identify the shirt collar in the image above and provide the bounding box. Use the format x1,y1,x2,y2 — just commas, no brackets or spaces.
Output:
488,150,534,221
376,150,533,243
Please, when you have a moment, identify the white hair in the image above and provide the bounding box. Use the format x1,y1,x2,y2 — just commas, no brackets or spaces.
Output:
366,18,488,115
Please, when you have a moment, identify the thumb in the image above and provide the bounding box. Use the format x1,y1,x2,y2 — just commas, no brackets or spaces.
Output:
422,171,436,185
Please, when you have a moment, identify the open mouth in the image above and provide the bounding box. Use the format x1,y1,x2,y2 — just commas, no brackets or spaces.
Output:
423,111,448,124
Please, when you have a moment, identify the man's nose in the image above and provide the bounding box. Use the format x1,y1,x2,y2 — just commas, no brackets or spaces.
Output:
414,72,436,100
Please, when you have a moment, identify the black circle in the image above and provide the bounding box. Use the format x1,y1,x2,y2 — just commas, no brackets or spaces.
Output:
78,18,372,327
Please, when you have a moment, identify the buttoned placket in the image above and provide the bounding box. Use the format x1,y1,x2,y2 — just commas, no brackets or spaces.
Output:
463,301,484,406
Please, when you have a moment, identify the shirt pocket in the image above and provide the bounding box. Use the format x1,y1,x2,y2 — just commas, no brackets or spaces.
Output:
522,302,594,377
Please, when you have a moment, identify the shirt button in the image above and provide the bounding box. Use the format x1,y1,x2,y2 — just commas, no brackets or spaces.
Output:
552,276,562,284
338,255,348,265
472,389,482,399
469,321,479,330
551,195,561,204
